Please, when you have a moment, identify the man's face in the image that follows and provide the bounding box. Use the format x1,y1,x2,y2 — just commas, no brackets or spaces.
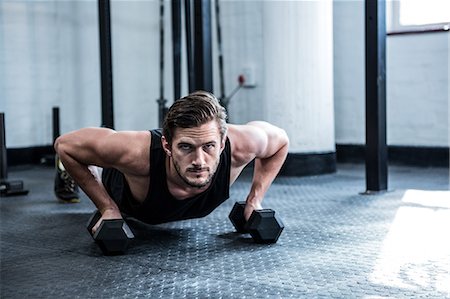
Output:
164,121,225,189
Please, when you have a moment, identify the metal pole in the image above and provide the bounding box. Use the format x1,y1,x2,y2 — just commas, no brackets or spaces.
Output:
172,0,182,101
185,0,195,93
159,0,165,101
193,0,213,92
52,107,60,144
0,113,28,196
98,0,114,129
215,0,226,107
0,113,8,180
365,0,387,192
157,0,168,127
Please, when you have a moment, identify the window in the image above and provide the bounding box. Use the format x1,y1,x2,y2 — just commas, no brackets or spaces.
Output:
387,0,450,34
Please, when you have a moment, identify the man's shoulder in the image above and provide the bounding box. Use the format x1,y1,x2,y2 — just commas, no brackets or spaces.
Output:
226,123,264,166
226,123,252,137
226,123,265,144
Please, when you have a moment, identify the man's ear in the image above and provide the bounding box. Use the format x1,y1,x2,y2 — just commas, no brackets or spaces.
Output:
220,135,226,152
161,136,172,156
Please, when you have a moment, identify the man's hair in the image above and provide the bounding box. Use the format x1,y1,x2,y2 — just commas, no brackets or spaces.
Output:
162,91,228,145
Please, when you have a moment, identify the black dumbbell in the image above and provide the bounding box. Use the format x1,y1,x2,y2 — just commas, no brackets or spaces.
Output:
228,201,284,244
86,210,134,255
0,180,29,196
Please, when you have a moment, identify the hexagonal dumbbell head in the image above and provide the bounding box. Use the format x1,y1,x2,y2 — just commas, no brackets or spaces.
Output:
94,220,134,255
245,209,284,244
86,210,134,255
228,201,247,233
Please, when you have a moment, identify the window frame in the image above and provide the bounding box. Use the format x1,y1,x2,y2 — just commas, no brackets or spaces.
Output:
387,0,450,36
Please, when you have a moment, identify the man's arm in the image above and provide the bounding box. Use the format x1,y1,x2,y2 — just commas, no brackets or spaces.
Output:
228,121,289,220
54,128,150,221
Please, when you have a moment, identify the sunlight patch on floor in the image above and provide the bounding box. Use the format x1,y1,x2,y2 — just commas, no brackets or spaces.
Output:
370,189,450,295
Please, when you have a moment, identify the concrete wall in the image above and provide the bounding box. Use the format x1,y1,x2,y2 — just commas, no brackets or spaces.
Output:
0,2,101,147
1,0,447,157
1,0,335,157
220,0,335,153
387,33,449,147
0,1,170,148
334,0,449,148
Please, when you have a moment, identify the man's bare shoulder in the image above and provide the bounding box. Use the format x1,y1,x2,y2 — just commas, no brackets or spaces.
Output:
67,127,151,143
226,121,289,163
226,123,267,167
85,129,150,153
113,130,152,142
227,123,267,145
107,130,152,155
80,129,151,170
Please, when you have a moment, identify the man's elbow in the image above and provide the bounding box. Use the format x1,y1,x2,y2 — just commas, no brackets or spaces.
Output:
54,135,61,154
54,134,71,158
279,128,289,150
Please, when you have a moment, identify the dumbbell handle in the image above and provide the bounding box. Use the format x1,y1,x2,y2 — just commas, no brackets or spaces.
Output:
86,210,102,236
229,201,277,232
94,219,134,239
86,210,134,239
244,209,276,230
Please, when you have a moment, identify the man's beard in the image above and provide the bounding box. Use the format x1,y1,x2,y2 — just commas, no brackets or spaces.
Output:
173,160,219,189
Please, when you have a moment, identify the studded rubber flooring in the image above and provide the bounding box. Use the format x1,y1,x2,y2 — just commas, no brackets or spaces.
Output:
1,163,449,298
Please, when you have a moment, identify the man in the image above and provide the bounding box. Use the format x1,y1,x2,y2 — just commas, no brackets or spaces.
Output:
54,91,289,233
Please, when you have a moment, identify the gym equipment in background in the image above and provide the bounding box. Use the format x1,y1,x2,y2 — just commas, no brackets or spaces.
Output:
0,113,29,197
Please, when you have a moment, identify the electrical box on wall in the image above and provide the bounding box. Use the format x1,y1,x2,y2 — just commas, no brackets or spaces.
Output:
242,66,257,88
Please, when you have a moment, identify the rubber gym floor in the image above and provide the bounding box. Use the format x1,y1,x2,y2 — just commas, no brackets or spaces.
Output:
1,163,449,298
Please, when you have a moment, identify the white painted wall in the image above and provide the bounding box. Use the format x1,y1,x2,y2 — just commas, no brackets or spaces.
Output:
0,2,101,147
333,0,365,145
1,0,335,156
4,0,446,156
388,33,449,147
218,0,335,153
214,0,265,122
260,0,334,153
334,0,449,148
0,1,169,148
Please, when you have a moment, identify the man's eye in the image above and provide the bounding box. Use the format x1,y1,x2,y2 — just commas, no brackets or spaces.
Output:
203,144,215,150
179,144,191,150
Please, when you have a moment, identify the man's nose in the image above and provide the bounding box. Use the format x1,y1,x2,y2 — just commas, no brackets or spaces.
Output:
192,148,206,166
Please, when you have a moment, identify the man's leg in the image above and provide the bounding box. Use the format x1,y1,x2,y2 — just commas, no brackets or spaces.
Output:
54,155,80,203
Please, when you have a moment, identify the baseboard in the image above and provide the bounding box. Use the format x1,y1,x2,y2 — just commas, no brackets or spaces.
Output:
240,152,337,177
280,152,337,176
5,146,335,177
6,144,447,175
336,144,449,167
7,145,54,166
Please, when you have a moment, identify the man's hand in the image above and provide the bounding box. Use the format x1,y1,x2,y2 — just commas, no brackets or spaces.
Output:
244,200,262,221
91,208,123,234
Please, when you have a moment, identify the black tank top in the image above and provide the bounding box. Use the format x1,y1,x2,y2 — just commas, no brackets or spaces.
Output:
123,129,231,224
